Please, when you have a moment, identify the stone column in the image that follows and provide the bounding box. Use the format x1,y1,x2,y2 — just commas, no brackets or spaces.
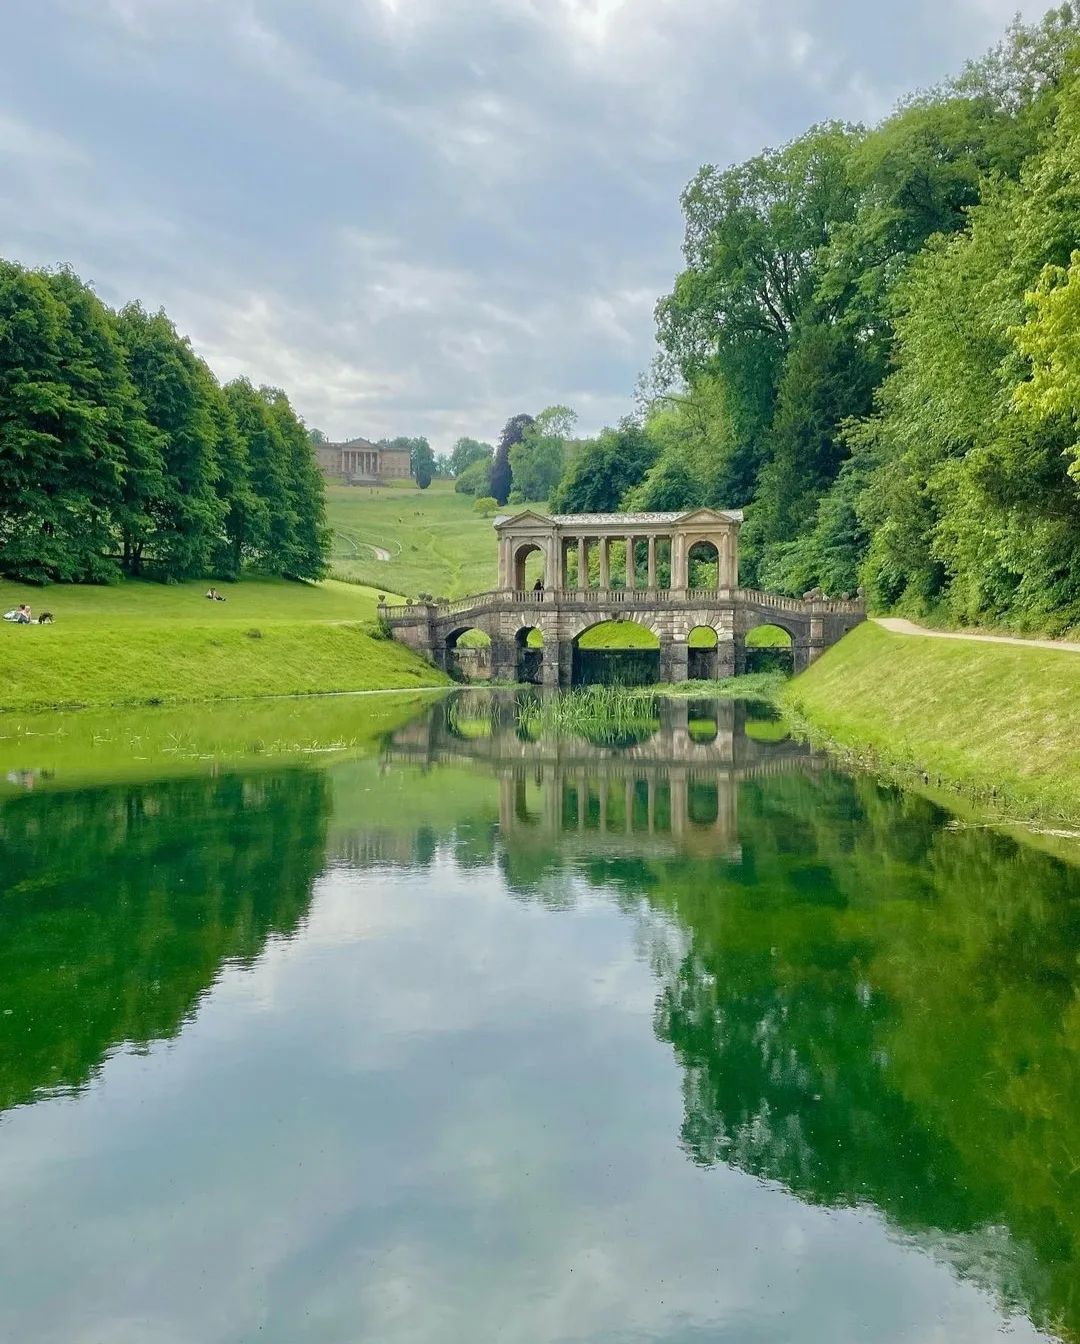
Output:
670,775,687,840
647,536,657,590
559,640,575,686
624,779,635,834
672,535,687,591
626,537,636,591
577,538,588,591
660,637,689,683
599,537,610,590
542,638,562,687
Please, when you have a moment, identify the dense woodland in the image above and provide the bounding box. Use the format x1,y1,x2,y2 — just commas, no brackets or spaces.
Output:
457,7,1080,632
0,266,329,584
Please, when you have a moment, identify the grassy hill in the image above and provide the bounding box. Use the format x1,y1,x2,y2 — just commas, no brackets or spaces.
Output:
785,621,1080,824
0,576,447,712
326,480,545,597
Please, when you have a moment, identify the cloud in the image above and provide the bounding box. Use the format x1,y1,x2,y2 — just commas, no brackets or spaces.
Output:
0,0,1056,446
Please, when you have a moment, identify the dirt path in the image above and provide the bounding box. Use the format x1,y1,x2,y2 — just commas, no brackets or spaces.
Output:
367,544,392,562
874,617,1080,654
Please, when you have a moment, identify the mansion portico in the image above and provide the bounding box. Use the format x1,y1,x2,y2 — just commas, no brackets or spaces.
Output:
313,437,413,485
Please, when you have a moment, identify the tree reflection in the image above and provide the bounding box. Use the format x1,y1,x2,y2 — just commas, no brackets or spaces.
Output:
0,769,330,1112
635,772,1080,1341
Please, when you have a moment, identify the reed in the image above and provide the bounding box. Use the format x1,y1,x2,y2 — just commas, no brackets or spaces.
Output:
515,686,660,745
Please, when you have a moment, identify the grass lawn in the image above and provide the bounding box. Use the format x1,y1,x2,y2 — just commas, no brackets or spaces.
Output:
785,620,1080,823
326,479,547,598
0,575,447,712
0,575,397,627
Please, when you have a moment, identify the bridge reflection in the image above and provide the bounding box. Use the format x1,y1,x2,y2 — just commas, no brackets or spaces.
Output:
380,691,818,860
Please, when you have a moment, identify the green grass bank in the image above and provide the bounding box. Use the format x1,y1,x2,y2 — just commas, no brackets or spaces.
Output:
0,577,448,712
785,621,1080,823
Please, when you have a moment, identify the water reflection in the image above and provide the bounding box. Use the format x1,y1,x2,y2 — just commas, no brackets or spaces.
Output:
0,768,331,1112
0,693,1076,1343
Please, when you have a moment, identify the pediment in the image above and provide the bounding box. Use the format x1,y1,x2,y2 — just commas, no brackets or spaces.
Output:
675,507,742,527
494,509,554,530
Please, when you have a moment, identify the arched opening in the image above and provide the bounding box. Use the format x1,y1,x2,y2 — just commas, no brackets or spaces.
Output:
746,623,794,676
688,625,720,680
573,620,660,686
513,543,546,592
688,540,720,590
687,697,719,744
446,626,492,682
688,781,720,826
515,625,543,685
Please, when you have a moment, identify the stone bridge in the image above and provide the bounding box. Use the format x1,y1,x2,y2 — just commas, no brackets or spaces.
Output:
379,507,864,686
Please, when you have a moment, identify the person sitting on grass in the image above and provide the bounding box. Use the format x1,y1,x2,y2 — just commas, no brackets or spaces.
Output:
205,587,226,602
17,604,31,623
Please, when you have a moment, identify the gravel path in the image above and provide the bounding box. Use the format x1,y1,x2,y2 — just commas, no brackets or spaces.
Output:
874,617,1080,654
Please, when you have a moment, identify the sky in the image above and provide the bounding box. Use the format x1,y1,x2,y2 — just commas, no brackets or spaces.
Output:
0,0,1052,451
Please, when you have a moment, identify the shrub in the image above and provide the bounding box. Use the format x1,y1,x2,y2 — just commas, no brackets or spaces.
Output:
474,496,498,516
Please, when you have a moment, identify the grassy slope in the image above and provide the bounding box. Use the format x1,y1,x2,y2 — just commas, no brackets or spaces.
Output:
0,575,398,625
326,479,547,597
0,577,447,712
785,621,1080,822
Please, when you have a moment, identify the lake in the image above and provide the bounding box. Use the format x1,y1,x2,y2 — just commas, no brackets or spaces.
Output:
0,690,1077,1344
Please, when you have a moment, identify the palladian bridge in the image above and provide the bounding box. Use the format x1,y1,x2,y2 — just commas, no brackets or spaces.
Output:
379,508,864,686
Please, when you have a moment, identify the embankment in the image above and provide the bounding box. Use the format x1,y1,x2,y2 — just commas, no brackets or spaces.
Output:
784,620,1080,823
0,621,448,712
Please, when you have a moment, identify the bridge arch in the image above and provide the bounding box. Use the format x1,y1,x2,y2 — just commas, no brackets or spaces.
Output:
743,613,802,643
514,624,544,684
566,613,663,645
444,623,494,683
570,616,661,687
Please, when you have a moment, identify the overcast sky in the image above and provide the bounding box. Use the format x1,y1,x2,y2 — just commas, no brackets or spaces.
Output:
0,0,1050,449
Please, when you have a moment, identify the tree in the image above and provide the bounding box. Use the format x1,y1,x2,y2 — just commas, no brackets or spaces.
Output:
492,413,534,505
409,437,435,489
449,436,493,477
550,422,658,514
509,405,576,502
454,457,493,496
0,263,142,582
118,304,226,581
267,387,330,578
225,379,292,574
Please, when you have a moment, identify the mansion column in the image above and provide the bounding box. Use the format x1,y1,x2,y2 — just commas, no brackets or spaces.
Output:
647,537,657,590
626,537,636,591
599,538,610,590
577,538,588,591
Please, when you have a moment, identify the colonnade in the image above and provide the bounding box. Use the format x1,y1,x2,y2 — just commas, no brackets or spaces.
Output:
499,770,738,845
499,530,738,592
343,448,381,478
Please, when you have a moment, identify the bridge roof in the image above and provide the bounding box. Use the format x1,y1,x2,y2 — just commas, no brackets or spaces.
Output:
494,507,743,529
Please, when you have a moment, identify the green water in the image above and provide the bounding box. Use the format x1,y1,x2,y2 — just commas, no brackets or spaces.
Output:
1,692,1077,1343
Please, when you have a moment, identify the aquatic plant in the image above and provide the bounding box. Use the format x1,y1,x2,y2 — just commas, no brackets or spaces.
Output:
515,686,660,745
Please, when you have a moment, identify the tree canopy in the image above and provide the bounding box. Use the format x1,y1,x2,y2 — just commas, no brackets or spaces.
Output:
0,263,328,584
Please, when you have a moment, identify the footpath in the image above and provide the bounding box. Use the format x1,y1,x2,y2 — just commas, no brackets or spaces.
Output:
874,617,1080,654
